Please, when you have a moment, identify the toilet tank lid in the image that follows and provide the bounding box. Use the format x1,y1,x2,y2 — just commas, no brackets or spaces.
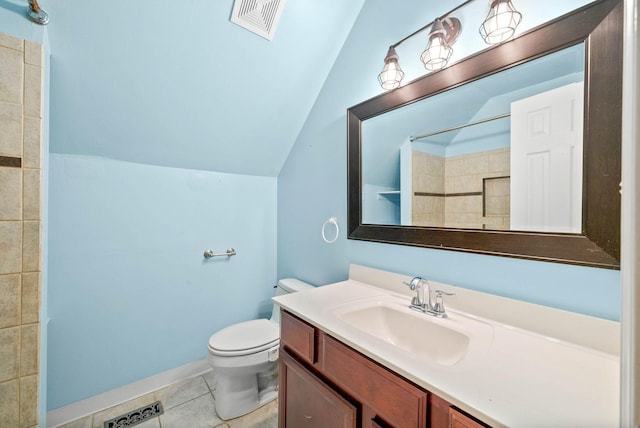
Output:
277,278,314,293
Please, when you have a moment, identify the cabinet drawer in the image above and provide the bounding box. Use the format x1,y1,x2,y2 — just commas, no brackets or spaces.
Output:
280,310,316,364
319,333,428,428
450,407,491,428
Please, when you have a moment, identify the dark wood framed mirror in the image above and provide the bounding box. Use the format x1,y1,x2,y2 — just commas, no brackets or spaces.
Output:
347,0,622,269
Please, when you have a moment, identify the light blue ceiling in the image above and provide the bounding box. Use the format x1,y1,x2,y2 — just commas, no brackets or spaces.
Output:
44,0,365,176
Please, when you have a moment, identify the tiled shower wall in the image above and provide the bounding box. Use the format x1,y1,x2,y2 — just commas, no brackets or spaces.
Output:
412,151,445,227
444,148,510,229
0,32,44,428
412,148,510,229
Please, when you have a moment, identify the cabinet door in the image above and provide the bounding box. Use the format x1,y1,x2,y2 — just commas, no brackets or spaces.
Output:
429,394,451,428
279,350,356,428
319,333,428,428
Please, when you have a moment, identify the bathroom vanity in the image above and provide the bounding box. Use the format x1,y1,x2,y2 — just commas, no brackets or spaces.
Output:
280,310,485,427
274,265,620,427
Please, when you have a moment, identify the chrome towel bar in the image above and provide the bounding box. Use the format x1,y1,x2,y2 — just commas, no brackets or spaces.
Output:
203,248,236,259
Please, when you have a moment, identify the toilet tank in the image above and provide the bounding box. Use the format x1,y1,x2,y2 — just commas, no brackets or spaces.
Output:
271,278,314,323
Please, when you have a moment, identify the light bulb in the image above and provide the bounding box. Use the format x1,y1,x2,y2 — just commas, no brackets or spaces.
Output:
378,47,405,90
420,20,453,71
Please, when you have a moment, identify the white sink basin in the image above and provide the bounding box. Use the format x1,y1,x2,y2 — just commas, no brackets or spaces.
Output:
329,295,493,366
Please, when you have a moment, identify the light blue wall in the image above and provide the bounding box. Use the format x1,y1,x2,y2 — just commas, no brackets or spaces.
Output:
362,184,400,225
4,0,364,414
47,154,277,409
277,0,621,321
37,0,364,412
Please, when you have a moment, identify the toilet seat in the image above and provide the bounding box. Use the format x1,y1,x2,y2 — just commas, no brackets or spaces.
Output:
208,319,279,357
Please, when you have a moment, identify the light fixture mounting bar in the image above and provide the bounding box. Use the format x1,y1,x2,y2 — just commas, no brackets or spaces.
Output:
391,0,476,48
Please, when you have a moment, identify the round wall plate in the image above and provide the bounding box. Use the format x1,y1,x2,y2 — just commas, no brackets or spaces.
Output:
442,17,461,45
27,8,49,25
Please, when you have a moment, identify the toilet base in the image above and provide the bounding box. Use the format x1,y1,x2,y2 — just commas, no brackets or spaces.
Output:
212,361,278,420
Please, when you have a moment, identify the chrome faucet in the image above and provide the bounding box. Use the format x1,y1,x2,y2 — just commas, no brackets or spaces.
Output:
403,276,429,311
404,276,428,310
403,277,454,318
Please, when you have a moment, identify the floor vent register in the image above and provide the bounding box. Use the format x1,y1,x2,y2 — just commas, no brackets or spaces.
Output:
103,401,164,428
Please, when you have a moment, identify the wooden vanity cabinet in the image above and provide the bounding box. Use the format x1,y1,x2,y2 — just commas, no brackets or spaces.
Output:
279,310,490,428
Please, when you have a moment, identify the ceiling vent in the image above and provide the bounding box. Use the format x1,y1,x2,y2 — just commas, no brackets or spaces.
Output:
230,0,288,41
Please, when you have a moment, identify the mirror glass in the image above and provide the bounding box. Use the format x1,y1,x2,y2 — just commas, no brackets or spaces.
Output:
361,43,585,233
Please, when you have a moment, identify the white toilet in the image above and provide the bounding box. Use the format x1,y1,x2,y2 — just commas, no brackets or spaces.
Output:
207,278,313,420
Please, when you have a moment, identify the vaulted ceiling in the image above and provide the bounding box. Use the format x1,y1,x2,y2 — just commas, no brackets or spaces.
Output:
44,0,365,176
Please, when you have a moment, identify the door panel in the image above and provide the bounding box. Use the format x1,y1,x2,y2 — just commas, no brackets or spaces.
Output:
280,351,356,428
511,82,584,233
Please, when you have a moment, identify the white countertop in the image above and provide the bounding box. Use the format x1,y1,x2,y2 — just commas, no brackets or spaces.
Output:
274,276,620,428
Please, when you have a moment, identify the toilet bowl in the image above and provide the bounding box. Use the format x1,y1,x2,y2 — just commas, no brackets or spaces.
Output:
207,278,313,420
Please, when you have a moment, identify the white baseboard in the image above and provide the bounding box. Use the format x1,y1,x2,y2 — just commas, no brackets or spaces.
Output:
46,358,211,427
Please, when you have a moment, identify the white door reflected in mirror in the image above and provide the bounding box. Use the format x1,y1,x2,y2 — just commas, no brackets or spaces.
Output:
510,82,584,233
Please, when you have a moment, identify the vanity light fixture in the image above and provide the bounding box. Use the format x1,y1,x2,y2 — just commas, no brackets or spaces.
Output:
420,18,460,71
378,47,406,90
377,0,522,90
479,0,522,44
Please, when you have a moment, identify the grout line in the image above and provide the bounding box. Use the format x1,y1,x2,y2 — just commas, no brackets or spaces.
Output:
165,390,214,413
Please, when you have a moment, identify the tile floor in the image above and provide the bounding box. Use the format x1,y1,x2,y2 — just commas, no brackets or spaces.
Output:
57,370,278,428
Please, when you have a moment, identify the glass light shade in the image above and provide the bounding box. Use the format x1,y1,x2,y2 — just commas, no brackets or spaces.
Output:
378,61,405,90
480,0,522,44
378,47,405,90
420,33,453,71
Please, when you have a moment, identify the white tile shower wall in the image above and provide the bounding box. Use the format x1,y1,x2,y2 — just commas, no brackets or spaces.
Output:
0,32,43,428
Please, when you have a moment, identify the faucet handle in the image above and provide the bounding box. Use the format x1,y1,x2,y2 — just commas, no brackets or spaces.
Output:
403,276,422,290
431,290,454,317
402,281,415,290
